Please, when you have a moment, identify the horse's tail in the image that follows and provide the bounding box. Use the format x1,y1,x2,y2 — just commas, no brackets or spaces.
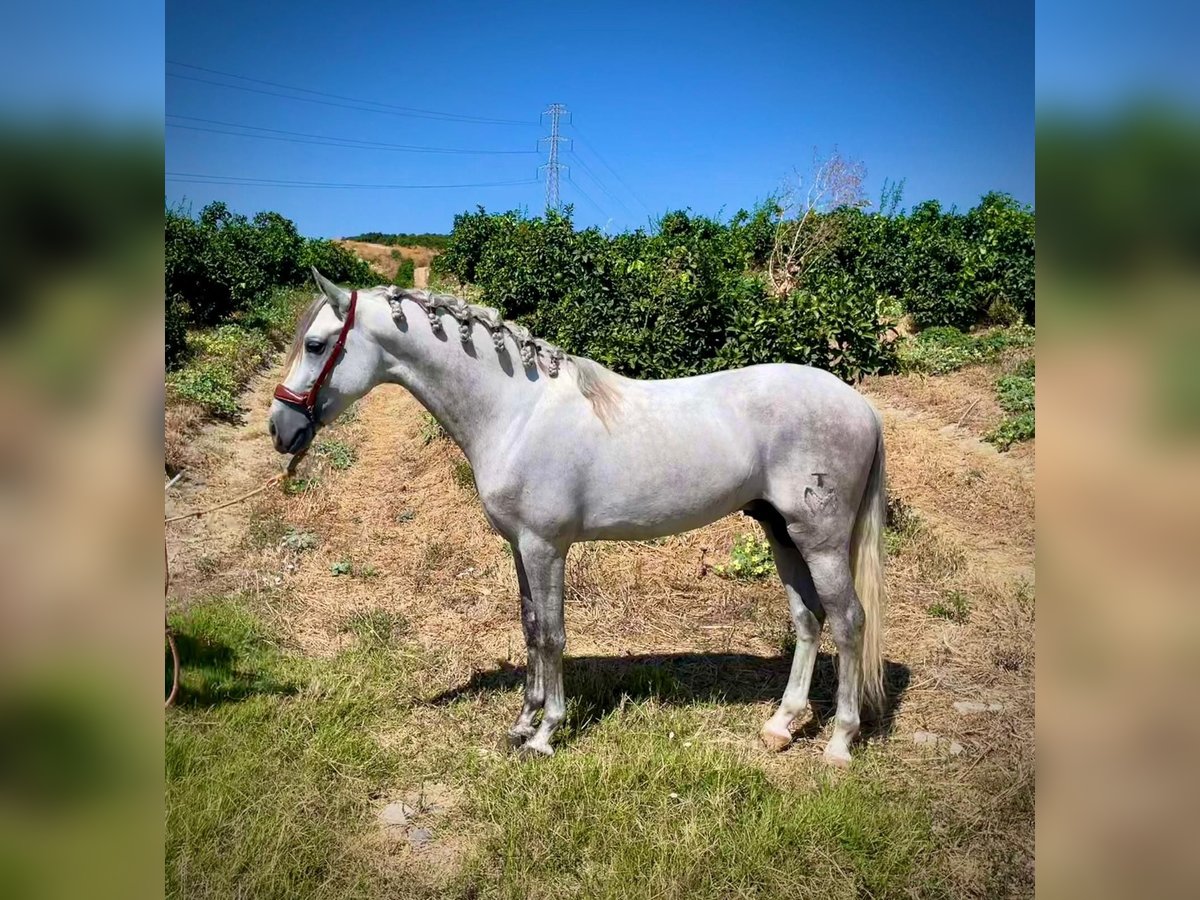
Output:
850,407,887,716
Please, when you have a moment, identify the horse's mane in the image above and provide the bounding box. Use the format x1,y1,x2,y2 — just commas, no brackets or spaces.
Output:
288,286,621,426
386,287,622,427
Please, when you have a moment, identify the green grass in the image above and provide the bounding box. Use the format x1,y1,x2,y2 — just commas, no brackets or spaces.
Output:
927,590,971,623
896,324,1034,375
332,559,382,579
884,495,923,555
419,412,448,446
166,599,416,898
457,711,949,899
283,476,321,495
166,599,970,899
341,609,408,649
451,459,475,492
315,437,357,470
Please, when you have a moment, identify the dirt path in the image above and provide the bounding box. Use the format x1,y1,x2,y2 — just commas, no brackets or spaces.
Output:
414,266,429,288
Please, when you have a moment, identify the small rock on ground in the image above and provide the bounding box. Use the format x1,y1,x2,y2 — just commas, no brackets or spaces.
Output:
407,827,433,849
378,801,414,827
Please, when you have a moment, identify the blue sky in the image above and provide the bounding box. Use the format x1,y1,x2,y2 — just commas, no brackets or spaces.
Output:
165,1,1033,238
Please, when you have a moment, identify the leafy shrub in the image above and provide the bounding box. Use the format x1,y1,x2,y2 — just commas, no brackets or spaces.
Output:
419,412,448,445
166,324,272,417
393,257,415,288
345,232,449,251
987,364,1035,450
165,202,374,369
995,373,1035,415
436,207,895,382
451,459,475,492
986,413,1035,450
897,324,1035,375
166,294,191,369
713,534,775,580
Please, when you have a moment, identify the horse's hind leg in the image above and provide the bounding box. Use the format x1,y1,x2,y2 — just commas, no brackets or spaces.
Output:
752,503,826,753
507,548,544,747
789,539,864,768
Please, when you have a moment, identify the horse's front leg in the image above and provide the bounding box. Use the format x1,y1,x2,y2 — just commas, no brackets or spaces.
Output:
507,548,543,747
514,534,568,757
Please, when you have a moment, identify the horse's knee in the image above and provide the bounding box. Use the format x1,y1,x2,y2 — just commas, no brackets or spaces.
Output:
533,628,565,655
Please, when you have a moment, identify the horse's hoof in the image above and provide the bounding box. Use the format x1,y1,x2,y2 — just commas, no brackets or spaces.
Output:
822,745,852,769
760,725,793,753
518,738,554,758
506,727,533,749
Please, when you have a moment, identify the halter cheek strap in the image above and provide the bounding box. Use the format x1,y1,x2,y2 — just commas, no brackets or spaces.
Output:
274,290,357,421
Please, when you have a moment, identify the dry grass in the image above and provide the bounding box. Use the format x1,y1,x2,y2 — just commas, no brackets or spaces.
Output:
337,240,438,279
166,353,1036,897
165,400,209,473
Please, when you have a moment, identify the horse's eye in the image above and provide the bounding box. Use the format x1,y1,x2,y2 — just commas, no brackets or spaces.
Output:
305,338,326,354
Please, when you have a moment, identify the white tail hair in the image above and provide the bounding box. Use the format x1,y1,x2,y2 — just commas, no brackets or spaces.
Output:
849,409,887,715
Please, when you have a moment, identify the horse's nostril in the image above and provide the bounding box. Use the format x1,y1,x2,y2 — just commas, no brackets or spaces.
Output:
268,420,277,436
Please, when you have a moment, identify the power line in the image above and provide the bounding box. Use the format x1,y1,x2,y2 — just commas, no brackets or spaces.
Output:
538,104,571,211
568,123,651,216
169,71,539,127
166,115,538,155
566,149,634,220
165,172,539,190
564,174,608,221
168,61,537,126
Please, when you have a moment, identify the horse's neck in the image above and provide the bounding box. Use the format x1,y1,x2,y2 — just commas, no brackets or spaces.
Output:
380,305,533,462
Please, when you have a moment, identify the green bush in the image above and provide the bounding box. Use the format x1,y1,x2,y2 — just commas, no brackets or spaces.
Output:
393,257,415,288
345,231,449,250
166,324,273,418
897,324,1035,375
987,363,1035,450
165,202,374,370
986,412,1035,450
436,207,895,382
713,533,775,580
811,194,1034,330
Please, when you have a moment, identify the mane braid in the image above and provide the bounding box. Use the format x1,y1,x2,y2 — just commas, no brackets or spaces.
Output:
382,286,621,425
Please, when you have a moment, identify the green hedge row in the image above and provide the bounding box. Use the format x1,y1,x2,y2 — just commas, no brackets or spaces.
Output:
432,192,1033,382
166,202,375,369
344,231,450,250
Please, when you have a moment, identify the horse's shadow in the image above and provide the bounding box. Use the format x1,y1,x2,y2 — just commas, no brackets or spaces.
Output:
167,632,298,708
430,651,911,743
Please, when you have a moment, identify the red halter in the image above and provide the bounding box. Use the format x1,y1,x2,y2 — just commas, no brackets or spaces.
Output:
273,290,357,421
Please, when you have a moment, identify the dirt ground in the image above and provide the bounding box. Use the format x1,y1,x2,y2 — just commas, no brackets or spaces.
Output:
166,345,1035,893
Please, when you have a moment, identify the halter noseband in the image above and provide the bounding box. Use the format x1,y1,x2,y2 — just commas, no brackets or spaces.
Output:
273,290,357,422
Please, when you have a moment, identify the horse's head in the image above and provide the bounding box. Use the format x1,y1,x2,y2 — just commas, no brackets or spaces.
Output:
269,268,382,455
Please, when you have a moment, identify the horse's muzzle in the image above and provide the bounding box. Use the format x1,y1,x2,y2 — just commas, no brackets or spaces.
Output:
269,402,315,454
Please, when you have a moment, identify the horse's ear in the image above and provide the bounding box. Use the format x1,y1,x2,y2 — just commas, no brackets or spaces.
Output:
312,267,352,319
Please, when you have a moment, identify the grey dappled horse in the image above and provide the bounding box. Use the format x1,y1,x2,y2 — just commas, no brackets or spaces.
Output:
269,270,887,765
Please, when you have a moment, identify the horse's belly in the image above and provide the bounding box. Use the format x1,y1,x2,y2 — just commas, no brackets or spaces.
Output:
575,435,758,540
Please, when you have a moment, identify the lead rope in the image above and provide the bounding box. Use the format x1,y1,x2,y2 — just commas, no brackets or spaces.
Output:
164,449,308,708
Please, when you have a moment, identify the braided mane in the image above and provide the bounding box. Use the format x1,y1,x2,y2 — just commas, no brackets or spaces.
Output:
383,287,622,426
